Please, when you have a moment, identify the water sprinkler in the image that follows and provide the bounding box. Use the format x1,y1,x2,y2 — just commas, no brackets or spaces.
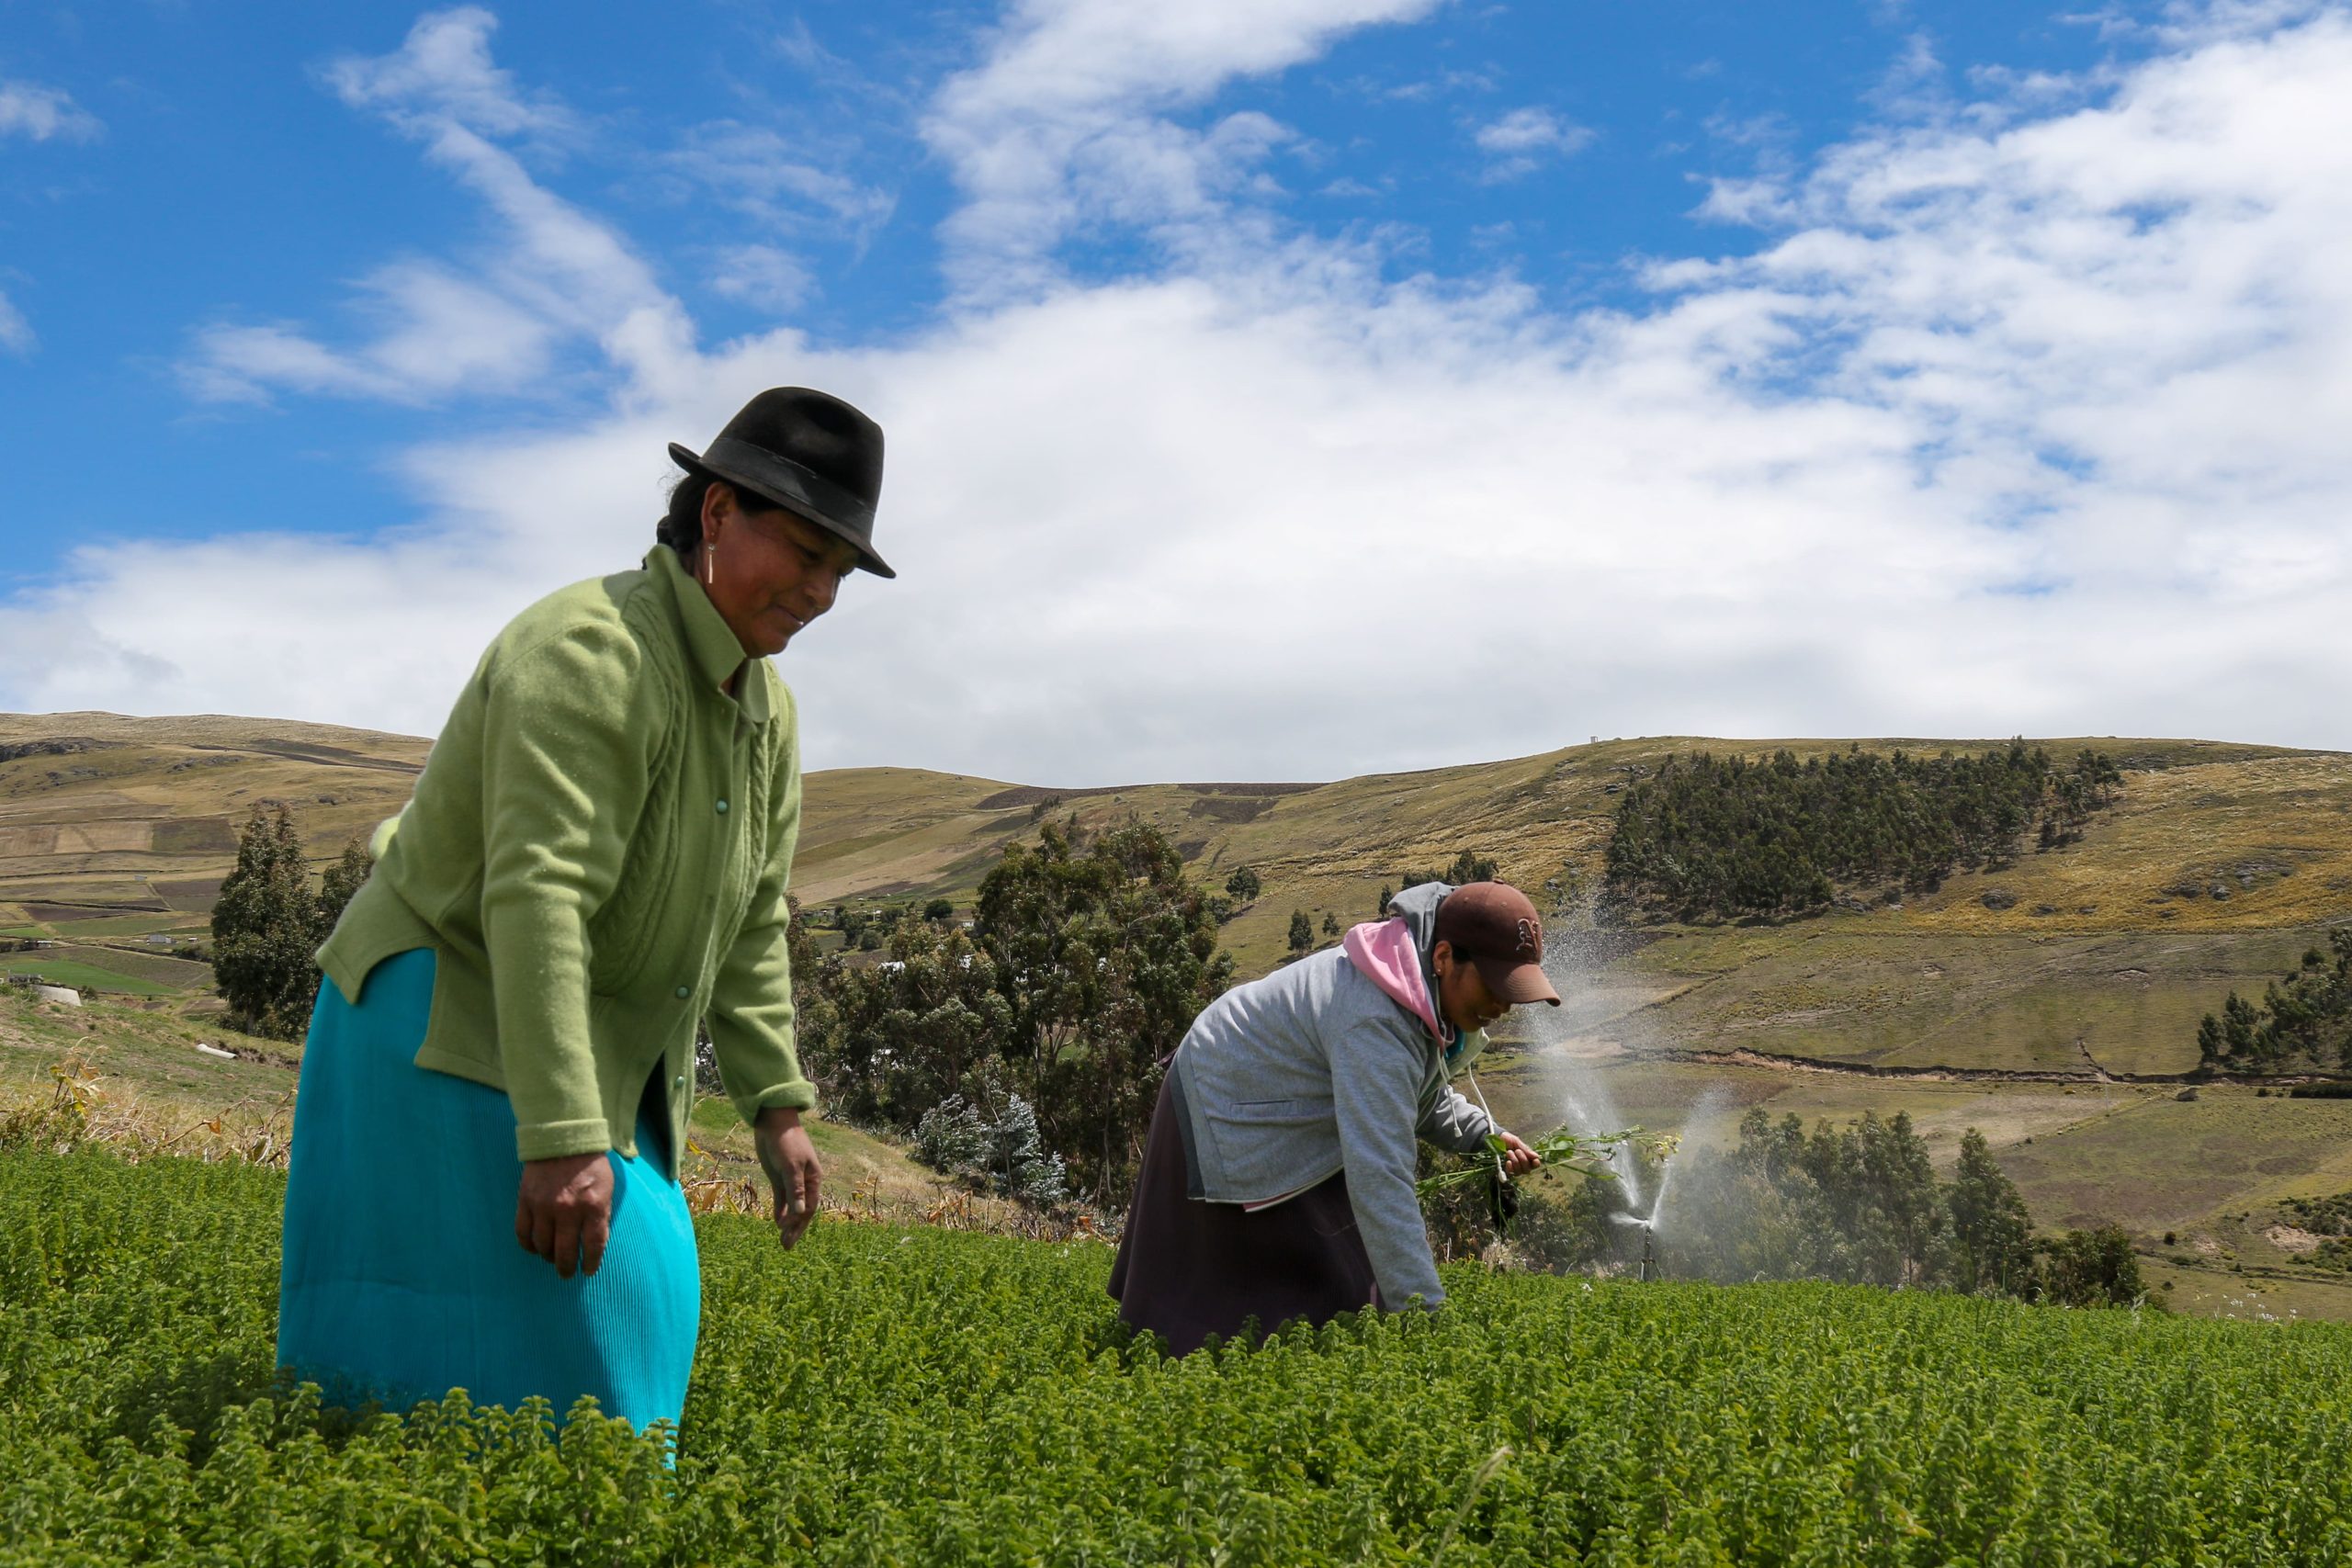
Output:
1608,1212,1660,1280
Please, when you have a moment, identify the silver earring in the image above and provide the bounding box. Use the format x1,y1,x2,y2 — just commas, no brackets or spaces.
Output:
703,538,716,587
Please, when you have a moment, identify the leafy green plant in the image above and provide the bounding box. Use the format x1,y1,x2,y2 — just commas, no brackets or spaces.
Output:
6,1143,2352,1564
912,1089,1068,1208
1413,1127,1677,1198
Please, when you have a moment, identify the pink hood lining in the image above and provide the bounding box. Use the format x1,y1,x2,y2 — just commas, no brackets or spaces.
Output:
1342,918,1447,1042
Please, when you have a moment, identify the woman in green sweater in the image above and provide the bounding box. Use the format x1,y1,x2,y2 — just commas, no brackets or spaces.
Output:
277,388,893,1436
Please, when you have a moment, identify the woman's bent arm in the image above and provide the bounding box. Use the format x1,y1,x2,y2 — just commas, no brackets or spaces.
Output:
707,682,818,1122
479,622,665,1161
1329,1020,1448,1309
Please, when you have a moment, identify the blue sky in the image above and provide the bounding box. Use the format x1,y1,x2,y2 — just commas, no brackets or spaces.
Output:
3,2,2348,783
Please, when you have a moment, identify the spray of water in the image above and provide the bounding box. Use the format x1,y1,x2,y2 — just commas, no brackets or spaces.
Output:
1514,925,1746,1272
1523,926,1651,1216
1645,1083,1734,1240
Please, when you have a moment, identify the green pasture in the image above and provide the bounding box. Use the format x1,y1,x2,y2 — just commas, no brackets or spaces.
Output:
1,957,178,998
0,940,210,997
1996,1087,2352,1233
2141,1258,2352,1324
1592,926,2324,1075
45,942,211,987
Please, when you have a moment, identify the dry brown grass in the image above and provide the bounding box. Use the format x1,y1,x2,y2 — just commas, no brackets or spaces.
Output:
675,1156,1114,1242
0,1051,297,1168
0,983,1105,1244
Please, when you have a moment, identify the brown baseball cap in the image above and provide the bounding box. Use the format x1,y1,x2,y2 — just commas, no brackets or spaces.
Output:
1434,881,1562,1007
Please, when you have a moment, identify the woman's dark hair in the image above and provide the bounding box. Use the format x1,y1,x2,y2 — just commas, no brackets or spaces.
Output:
657,473,787,558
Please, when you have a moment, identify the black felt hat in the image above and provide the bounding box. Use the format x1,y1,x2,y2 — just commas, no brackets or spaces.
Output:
670,387,894,578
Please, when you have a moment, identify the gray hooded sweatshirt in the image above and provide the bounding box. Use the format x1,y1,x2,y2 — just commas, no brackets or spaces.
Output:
1169,881,1498,1309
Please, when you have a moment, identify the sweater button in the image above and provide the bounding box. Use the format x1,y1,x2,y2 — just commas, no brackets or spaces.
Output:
715,798,729,814
673,1074,686,1090
674,985,691,999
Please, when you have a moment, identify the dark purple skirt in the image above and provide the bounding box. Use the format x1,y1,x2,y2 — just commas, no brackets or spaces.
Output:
1107,1069,1378,1355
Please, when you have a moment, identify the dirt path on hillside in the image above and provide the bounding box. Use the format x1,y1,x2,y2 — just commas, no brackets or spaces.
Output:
1639,1043,2346,1089
2074,1036,2120,1083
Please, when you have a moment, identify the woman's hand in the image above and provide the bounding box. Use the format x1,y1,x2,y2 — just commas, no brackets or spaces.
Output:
1497,1131,1543,1178
515,1152,615,1279
755,1106,823,1249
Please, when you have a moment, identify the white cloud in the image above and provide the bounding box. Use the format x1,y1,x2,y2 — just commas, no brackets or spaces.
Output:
666,122,896,239
708,244,817,312
0,288,31,355
182,7,693,405
1474,106,1594,181
0,80,102,354
0,80,102,142
186,260,558,403
922,0,1441,295
773,17,850,77
322,6,573,143
13,4,2352,780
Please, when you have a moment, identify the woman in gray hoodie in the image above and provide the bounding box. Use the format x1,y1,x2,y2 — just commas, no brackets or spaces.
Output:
1108,879,1560,1353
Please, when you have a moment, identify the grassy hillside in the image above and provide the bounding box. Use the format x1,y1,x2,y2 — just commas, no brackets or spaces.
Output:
5,713,2336,959
0,712,431,988
792,737,2346,973
4,712,2350,1314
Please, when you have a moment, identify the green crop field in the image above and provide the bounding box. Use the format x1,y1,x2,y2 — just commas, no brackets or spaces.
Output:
36,944,212,989
40,912,206,938
8,1146,2352,1565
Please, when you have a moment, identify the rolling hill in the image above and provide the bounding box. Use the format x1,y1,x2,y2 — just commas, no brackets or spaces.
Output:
5,711,2350,1316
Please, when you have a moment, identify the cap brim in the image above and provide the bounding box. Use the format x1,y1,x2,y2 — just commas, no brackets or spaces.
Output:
668,441,896,579
1476,955,1562,1007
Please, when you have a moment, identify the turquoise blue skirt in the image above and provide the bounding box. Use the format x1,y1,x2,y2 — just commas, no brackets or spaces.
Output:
276,948,700,1434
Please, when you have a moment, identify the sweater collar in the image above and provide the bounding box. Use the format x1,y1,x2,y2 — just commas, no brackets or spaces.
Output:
646,547,773,727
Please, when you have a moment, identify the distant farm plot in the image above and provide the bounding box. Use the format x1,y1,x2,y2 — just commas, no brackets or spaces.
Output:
43,942,210,987
151,876,225,911
37,910,202,938
1597,926,2326,1076
1995,1088,2352,1233
2141,1258,2352,1324
3,941,210,997
150,817,237,853
3,958,177,997
21,896,168,922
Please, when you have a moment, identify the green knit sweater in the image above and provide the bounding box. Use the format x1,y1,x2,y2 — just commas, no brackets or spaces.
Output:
317,547,815,1171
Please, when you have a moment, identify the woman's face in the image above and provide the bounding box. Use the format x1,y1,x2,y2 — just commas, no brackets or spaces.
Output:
1431,941,1510,1037
701,485,864,659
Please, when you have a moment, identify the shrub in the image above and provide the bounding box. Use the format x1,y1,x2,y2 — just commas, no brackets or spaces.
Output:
912,1090,1068,1209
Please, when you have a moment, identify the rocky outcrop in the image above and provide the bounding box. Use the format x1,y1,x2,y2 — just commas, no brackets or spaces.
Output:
0,739,100,763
